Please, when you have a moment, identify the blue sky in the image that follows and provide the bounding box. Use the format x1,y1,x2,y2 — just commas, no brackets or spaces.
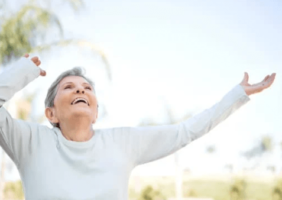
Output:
3,0,282,180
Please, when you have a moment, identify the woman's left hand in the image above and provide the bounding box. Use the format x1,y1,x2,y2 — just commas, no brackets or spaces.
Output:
240,72,276,96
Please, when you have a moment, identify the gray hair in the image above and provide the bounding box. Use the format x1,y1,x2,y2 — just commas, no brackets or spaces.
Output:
44,67,96,128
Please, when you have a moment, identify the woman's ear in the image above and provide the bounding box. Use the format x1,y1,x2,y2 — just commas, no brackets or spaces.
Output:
45,107,59,123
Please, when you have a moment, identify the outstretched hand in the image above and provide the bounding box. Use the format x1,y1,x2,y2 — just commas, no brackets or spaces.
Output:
240,72,276,96
24,53,46,76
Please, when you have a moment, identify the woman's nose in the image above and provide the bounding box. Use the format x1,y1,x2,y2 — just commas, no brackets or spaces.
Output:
76,89,85,94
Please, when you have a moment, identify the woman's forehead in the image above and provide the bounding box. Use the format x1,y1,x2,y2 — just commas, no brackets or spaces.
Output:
59,76,89,86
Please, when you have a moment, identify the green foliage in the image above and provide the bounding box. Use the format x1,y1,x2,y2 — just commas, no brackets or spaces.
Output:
229,178,247,200
4,181,24,200
138,185,166,200
63,0,84,11
0,0,111,80
1,177,278,200
261,135,273,152
183,188,197,197
183,179,231,200
0,3,63,65
272,179,282,200
242,135,273,159
129,176,275,200
206,145,216,154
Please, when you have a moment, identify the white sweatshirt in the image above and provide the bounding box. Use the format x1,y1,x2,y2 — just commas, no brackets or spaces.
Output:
0,57,250,200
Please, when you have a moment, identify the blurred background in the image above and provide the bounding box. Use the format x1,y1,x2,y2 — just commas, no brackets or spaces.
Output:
0,0,281,199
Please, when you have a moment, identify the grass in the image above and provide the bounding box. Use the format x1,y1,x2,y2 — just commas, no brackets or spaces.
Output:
128,174,280,200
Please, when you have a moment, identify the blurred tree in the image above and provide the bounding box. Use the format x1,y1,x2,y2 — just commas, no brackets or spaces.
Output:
241,135,273,170
242,135,273,159
0,3,62,64
3,181,24,200
183,187,197,197
272,179,282,200
229,178,247,200
267,165,276,174
206,145,216,154
0,0,111,80
224,163,234,174
138,185,166,200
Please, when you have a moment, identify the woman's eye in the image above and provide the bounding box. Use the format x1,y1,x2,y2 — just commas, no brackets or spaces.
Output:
86,87,92,90
65,86,71,89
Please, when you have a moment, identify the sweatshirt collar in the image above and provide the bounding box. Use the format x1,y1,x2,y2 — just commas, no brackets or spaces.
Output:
53,127,98,148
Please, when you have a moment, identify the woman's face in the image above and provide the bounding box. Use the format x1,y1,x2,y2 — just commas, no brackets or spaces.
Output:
51,76,98,125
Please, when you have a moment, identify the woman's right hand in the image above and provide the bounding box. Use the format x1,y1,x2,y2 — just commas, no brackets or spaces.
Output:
24,53,46,76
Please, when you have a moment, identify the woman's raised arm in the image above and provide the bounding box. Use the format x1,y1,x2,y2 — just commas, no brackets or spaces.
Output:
0,53,45,107
0,54,45,167
114,72,276,166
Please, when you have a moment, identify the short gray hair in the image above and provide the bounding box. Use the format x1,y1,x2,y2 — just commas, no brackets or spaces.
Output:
45,67,96,128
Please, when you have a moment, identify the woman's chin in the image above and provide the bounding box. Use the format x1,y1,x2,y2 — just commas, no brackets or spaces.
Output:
70,108,93,116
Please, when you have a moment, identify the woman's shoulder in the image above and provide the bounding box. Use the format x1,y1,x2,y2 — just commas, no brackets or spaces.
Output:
25,121,58,140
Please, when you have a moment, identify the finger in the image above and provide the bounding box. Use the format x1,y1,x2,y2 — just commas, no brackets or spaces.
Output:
266,73,276,87
245,72,249,83
24,53,29,58
241,72,249,84
261,73,276,89
31,56,39,63
258,75,270,87
31,57,39,63
263,75,270,82
35,60,41,66
40,69,46,76
254,74,271,87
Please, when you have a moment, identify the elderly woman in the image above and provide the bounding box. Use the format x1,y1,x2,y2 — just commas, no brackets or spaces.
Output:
0,53,276,200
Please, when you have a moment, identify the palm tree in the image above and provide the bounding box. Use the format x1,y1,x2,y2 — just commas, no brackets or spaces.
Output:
0,0,111,79
241,135,273,173
205,145,216,154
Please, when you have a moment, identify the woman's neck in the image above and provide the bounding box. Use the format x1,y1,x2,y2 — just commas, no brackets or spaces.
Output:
59,119,94,142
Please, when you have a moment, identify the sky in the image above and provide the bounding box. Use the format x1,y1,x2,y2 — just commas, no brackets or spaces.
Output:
2,0,282,180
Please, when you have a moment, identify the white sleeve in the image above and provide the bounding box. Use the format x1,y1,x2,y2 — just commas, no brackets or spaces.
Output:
116,84,250,166
0,57,40,167
0,57,40,107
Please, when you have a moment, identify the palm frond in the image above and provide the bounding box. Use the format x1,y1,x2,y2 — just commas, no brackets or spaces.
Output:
63,0,84,11
0,4,63,65
31,39,112,81
14,4,63,38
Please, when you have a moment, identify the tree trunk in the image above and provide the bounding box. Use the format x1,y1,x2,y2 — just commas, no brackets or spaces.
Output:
174,152,182,200
0,148,6,200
